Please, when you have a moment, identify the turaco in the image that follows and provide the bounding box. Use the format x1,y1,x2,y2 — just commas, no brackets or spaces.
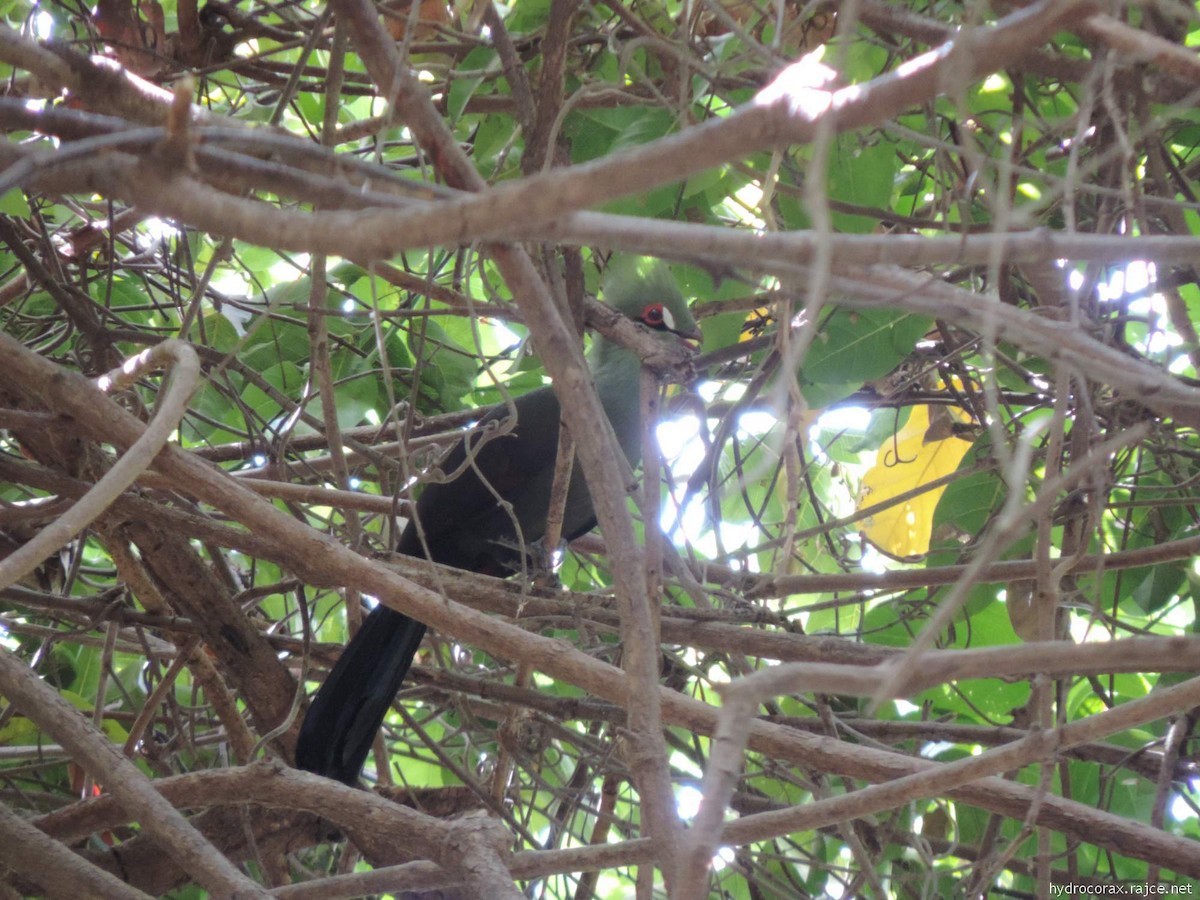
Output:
295,260,700,784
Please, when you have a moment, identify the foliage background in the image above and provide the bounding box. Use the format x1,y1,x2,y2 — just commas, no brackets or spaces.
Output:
0,0,1199,896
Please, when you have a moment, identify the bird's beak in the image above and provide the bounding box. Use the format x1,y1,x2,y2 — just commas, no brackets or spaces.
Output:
678,327,703,352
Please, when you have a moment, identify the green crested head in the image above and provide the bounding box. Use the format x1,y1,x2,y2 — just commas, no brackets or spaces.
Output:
601,257,699,342
589,258,700,382
591,258,700,462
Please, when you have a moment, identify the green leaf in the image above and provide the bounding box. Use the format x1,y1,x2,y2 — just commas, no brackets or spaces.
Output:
473,113,517,175
1130,564,1187,614
799,307,931,399
200,311,241,353
0,189,30,217
447,47,497,122
928,454,1007,562
242,361,303,423
502,0,551,32
827,137,896,233
409,317,478,410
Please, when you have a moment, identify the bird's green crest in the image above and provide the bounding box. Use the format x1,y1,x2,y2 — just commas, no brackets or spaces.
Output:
602,257,697,335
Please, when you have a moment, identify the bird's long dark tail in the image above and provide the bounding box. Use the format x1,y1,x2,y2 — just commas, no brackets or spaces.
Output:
295,605,427,784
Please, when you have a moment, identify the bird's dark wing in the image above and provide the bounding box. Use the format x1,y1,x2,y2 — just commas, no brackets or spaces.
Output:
396,385,570,571
297,385,580,783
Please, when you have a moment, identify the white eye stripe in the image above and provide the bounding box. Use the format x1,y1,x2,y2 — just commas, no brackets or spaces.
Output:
661,307,676,330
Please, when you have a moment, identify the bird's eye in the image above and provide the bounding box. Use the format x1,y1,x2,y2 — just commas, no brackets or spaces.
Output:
641,303,674,330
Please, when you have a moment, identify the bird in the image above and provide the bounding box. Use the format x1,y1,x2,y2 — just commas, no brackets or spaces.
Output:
295,262,700,785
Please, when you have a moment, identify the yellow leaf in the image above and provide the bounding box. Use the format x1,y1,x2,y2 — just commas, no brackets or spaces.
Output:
739,306,774,342
857,406,972,557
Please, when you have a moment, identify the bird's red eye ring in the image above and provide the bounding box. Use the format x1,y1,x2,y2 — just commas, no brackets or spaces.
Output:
641,304,665,327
